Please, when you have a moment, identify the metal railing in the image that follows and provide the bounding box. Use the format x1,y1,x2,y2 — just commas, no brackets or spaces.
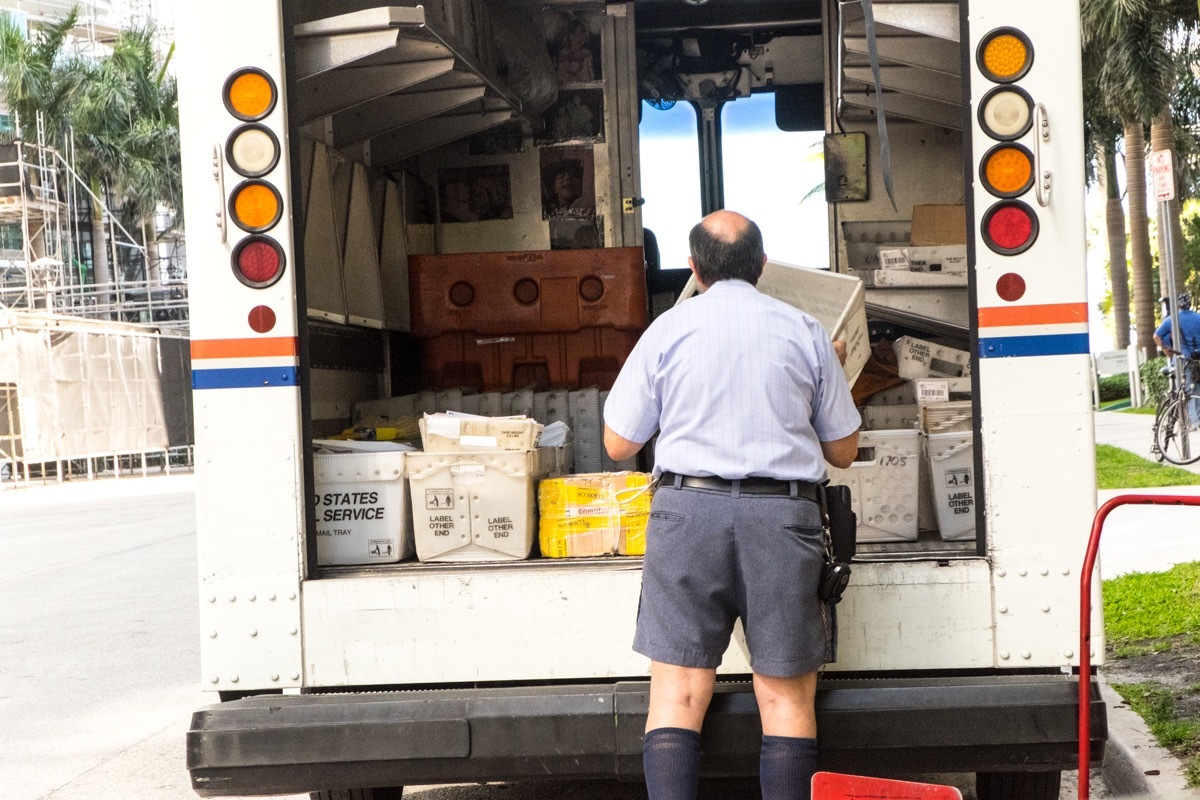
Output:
0,277,190,329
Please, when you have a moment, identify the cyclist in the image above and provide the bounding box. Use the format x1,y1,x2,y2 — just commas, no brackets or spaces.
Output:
1154,292,1200,427
1154,292,1200,359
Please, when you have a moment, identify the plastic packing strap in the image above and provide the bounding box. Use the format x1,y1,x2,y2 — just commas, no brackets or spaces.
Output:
564,479,655,555
928,410,971,433
931,440,973,461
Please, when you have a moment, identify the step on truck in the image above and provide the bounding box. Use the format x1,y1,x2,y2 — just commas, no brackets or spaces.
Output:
178,1,1104,798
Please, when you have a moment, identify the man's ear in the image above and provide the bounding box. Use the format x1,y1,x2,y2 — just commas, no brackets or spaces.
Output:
687,257,707,293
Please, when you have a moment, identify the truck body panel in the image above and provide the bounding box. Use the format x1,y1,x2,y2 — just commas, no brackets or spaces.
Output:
177,0,1105,793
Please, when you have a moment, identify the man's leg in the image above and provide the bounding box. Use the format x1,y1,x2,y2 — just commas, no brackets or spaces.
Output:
643,661,716,800
754,671,819,800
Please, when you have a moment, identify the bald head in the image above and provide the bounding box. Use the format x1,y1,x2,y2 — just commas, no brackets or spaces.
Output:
688,210,766,286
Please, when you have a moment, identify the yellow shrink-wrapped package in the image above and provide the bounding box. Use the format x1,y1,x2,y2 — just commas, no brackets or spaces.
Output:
538,472,655,558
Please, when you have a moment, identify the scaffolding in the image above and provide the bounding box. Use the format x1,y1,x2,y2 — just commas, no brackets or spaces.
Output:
0,112,189,330
0,3,192,487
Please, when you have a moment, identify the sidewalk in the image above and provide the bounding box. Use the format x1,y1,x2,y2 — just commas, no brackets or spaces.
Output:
1094,410,1200,474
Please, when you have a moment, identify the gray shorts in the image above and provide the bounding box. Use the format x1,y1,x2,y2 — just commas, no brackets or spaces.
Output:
633,481,832,677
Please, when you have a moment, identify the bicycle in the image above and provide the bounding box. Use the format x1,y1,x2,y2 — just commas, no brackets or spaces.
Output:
1151,355,1200,465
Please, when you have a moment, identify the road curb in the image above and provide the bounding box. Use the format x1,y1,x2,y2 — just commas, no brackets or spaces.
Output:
1100,680,1200,797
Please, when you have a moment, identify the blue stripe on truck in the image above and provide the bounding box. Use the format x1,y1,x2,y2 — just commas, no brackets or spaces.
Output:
193,366,299,389
978,333,1089,358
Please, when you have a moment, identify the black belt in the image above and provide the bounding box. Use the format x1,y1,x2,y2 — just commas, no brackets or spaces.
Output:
660,472,822,502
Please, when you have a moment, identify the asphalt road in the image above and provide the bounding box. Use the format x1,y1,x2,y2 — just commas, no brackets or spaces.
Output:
1,472,1162,799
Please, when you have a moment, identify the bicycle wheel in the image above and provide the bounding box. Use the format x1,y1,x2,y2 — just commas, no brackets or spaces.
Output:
1152,397,1171,462
1154,394,1200,465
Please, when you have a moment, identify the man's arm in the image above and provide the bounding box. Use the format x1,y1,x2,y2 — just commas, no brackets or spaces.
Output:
604,425,645,462
820,430,860,469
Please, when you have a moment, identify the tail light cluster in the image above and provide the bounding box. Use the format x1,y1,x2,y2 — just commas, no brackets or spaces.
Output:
976,29,1039,263
223,67,285,289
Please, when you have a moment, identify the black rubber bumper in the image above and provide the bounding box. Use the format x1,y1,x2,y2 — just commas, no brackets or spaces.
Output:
187,673,1107,797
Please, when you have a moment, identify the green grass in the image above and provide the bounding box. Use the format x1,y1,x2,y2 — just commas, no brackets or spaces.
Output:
1104,562,1200,645
1106,565,1200,784
1108,681,1200,783
1096,444,1200,489
1119,405,1158,415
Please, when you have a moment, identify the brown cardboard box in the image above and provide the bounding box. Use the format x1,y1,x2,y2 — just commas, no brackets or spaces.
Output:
911,205,966,246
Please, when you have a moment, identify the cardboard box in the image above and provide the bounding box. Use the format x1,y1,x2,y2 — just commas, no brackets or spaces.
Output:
538,472,654,557
911,204,966,246
407,447,559,562
754,260,870,386
419,412,542,452
312,441,414,565
907,245,967,274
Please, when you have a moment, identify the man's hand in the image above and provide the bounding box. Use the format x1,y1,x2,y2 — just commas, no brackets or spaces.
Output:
832,339,848,366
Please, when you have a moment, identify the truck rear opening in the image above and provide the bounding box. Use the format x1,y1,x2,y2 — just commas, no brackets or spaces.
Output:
177,1,1103,797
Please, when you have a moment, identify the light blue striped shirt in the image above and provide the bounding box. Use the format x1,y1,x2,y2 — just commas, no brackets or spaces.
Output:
604,279,860,481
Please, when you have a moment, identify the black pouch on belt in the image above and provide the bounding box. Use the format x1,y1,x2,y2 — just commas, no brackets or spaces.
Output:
825,484,857,563
818,484,856,604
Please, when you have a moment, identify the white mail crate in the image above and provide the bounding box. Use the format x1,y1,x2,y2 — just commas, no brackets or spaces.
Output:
894,336,971,380
313,442,413,565
755,260,869,386
826,429,921,542
927,430,976,541
408,447,558,562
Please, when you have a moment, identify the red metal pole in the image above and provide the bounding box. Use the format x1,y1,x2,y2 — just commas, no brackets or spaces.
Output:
1078,493,1200,800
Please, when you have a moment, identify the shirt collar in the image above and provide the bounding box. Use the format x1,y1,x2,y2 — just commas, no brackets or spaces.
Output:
704,278,756,294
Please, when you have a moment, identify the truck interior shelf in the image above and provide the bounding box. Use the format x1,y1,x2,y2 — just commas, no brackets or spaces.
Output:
293,6,527,168
838,0,962,129
866,294,970,339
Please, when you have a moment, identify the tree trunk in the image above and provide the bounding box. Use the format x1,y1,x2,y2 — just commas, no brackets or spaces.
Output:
90,192,112,320
143,219,161,285
1104,141,1131,349
1125,120,1156,359
1150,107,1185,302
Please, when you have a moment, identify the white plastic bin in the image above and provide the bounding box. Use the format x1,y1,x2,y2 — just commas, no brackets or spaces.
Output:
926,430,976,541
826,429,921,542
893,336,971,380
313,441,414,565
569,387,603,474
861,403,919,431
407,447,558,562
755,260,870,386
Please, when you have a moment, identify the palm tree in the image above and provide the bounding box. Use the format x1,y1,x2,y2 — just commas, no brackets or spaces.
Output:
0,9,86,146
72,26,180,290
1083,45,1131,348
1081,0,1176,357
0,13,180,304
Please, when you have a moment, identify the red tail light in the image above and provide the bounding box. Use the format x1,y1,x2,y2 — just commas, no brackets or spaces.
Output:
232,236,285,288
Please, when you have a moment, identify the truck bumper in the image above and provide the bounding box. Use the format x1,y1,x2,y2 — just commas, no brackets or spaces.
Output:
187,673,1107,797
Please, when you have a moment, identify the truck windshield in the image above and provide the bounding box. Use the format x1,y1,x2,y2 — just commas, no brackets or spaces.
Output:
721,92,828,269
639,93,828,271
639,100,701,273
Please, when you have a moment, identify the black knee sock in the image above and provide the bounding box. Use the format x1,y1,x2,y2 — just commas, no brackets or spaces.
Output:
759,735,818,800
643,726,702,800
